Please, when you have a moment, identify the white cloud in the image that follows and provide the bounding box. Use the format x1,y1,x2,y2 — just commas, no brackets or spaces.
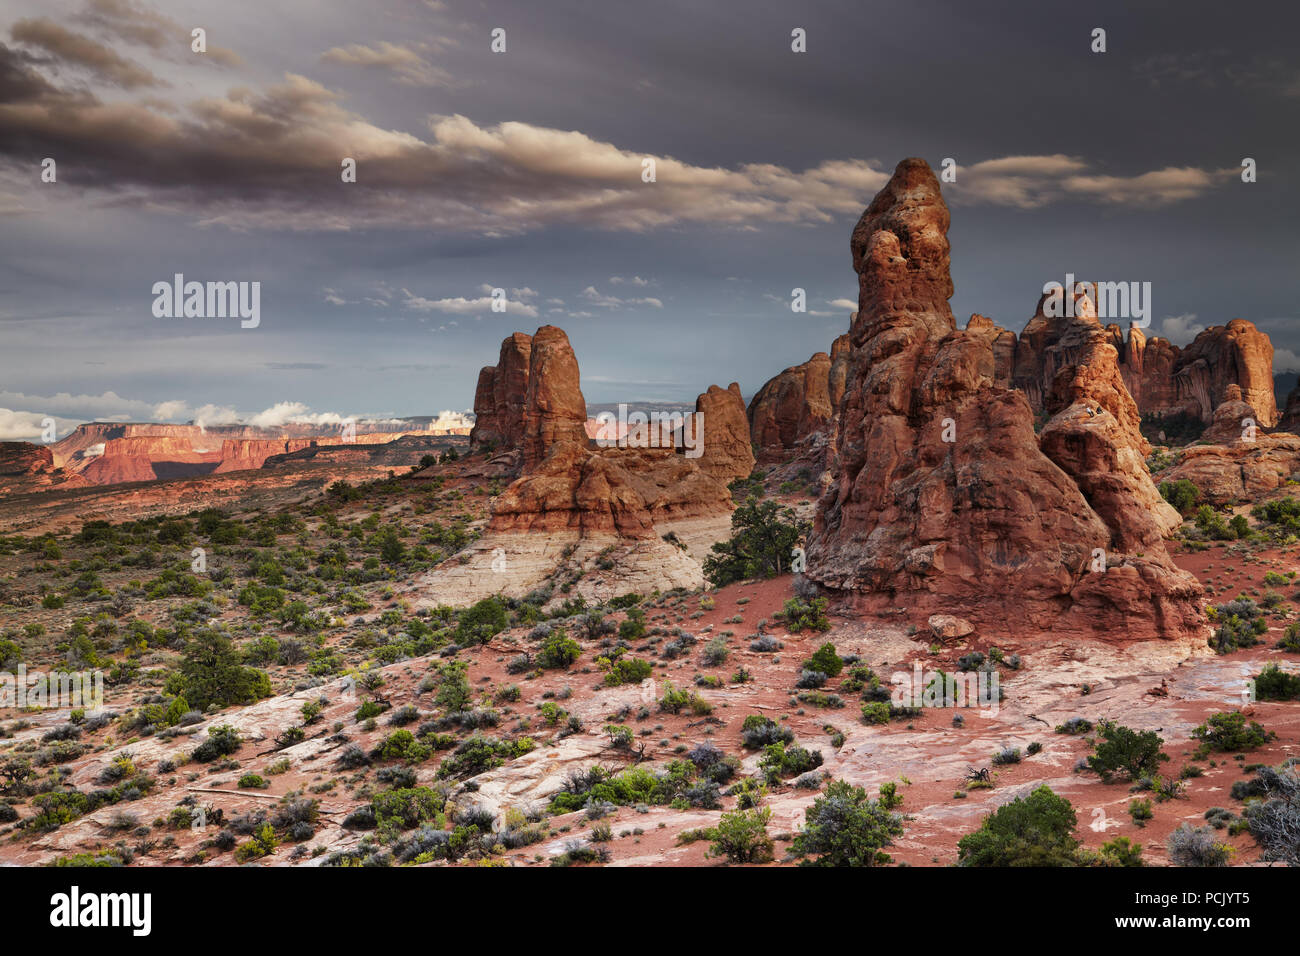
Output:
827,298,857,310
400,288,538,318
947,155,1230,208
579,286,663,310
1158,313,1206,344
320,41,453,87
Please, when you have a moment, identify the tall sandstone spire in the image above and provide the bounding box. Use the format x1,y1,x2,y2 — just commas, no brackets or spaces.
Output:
806,158,1203,642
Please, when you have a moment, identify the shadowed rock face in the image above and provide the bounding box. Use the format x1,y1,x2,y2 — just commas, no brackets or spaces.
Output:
806,158,1204,643
746,332,852,471
747,351,833,453
469,332,533,450
980,307,1277,428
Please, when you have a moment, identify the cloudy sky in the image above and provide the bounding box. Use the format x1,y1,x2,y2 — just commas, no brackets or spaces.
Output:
1,0,1298,438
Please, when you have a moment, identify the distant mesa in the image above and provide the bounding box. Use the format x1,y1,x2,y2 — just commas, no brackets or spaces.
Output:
1,417,475,489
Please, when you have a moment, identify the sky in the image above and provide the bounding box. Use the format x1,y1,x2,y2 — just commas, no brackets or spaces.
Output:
1,0,1298,438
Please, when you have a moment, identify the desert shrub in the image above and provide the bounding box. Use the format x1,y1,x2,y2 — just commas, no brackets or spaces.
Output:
169,630,272,711
387,704,420,726
658,682,711,715
1238,763,1300,865
603,656,652,686
1167,823,1231,866
758,742,823,783
781,598,831,633
795,669,827,690
370,787,446,832
957,785,1080,867
802,641,843,677
741,715,793,750
1055,717,1093,735
1192,711,1272,753
192,725,241,763
792,779,904,867
706,807,774,863
749,634,782,653
434,662,472,712
233,823,280,862
376,729,427,764
336,744,370,770
1251,496,1300,540
1158,478,1200,516
617,607,647,642
992,746,1022,766
1097,836,1145,867
1208,598,1269,654
536,629,581,670
701,637,729,667
1254,662,1300,701
1129,798,1154,825
454,596,509,645
1086,723,1168,782
435,735,534,780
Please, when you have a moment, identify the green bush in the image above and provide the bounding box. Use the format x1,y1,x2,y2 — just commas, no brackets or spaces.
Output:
192,724,241,762
957,785,1080,867
536,630,581,669
1158,479,1200,516
603,656,652,686
792,779,903,866
455,597,508,645
1254,663,1300,701
802,642,843,677
1086,723,1168,783
1192,712,1272,753
781,597,831,633
171,630,272,711
706,807,774,863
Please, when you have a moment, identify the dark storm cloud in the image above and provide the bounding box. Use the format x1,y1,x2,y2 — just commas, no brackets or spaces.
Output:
11,16,161,88
0,0,1297,426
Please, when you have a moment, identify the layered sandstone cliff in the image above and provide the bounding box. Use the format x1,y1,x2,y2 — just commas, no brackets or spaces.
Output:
804,158,1203,642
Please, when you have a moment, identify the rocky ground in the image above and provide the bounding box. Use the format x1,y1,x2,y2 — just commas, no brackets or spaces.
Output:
0,450,1295,868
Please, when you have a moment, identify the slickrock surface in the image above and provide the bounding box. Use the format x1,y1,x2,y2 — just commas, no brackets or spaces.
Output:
806,158,1204,643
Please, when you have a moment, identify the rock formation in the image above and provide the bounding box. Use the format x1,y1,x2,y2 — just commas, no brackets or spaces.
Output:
1161,387,1300,504
469,332,533,451
746,333,851,470
421,326,754,606
1279,380,1300,436
0,442,86,494
973,308,1277,429
805,158,1203,642
748,351,834,454
213,439,317,474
